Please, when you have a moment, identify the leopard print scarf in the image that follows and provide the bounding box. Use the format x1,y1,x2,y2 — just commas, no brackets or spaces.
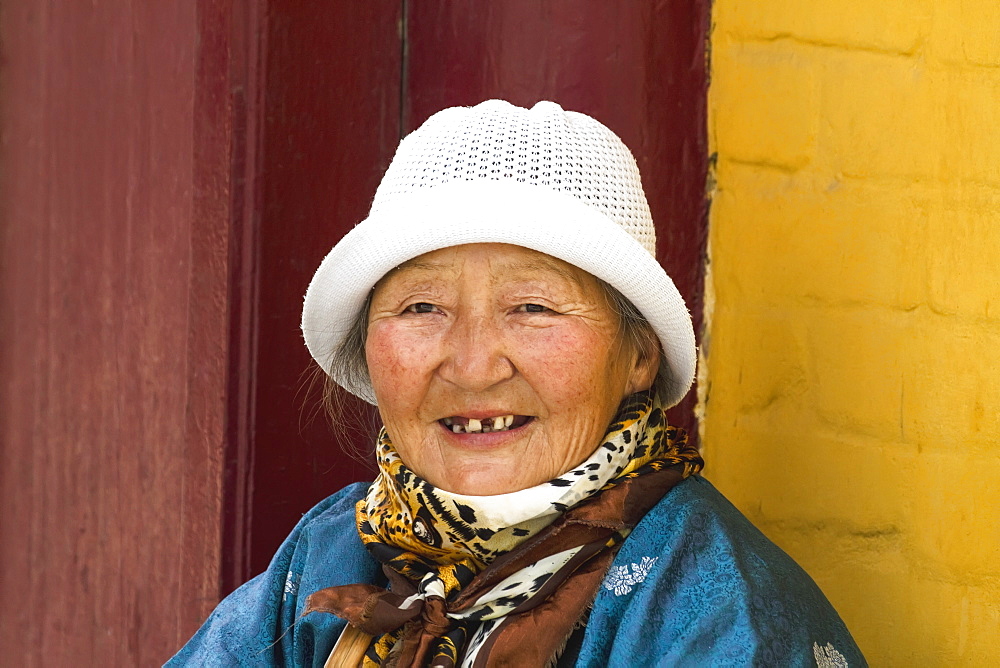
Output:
306,391,703,667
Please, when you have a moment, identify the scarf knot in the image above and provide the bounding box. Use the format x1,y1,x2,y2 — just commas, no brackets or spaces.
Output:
418,598,451,638
307,391,703,667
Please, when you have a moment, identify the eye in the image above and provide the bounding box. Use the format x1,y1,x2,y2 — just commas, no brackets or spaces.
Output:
404,302,437,314
516,303,550,313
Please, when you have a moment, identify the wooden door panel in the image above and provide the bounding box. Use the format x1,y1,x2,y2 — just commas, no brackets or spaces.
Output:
246,0,403,578
0,1,236,662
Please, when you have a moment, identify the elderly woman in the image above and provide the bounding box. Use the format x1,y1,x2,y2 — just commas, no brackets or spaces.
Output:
170,101,864,667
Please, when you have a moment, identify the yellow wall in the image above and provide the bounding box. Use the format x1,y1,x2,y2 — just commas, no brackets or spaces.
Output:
704,2,1000,665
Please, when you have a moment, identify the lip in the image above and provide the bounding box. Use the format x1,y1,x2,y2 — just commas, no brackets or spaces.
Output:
437,416,535,446
440,410,528,421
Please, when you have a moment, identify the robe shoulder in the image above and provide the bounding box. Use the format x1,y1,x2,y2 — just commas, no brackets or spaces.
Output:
577,475,867,667
165,482,378,668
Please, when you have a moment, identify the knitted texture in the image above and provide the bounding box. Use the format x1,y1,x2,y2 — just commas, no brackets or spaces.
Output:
301,100,696,408
371,100,657,256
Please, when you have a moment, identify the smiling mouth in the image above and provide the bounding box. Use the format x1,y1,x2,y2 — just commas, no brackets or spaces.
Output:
440,415,533,434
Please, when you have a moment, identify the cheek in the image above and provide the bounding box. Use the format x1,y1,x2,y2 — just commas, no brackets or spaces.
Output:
366,323,434,399
517,328,620,405
365,328,401,390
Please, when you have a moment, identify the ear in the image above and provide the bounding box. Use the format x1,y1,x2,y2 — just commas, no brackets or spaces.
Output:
624,338,661,395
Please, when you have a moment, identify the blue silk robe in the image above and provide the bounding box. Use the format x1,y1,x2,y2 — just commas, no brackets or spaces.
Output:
167,476,866,667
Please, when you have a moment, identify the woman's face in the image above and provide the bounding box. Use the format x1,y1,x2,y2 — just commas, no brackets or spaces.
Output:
366,243,658,495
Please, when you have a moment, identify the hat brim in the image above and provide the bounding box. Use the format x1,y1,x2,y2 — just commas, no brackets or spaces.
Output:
302,179,696,407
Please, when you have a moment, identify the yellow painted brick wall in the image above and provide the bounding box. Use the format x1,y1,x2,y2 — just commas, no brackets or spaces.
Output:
704,2,1000,665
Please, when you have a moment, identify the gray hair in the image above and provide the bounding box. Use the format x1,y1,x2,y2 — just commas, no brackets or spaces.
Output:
322,281,671,420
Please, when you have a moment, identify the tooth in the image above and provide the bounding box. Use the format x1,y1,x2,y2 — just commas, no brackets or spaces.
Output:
492,417,504,431
443,418,453,426
452,424,465,434
467,418,481,432
504,415,514,427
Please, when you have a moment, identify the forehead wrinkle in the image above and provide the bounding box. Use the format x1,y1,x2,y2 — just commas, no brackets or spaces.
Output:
398,259,449,272
486,256,587,290
379,258,458,287
379,246,591,294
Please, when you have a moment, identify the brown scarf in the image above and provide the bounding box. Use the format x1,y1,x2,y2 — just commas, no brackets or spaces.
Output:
305,392,703,667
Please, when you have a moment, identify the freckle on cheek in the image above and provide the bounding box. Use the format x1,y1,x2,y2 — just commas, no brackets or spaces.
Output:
541,331,616,399
533,339,585,389
366,337,396,383
368,333,422,390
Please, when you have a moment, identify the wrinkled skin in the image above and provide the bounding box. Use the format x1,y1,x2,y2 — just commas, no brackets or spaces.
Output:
366,243,658,495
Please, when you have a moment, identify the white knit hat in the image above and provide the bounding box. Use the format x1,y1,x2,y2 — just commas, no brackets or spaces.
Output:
302,100,696,407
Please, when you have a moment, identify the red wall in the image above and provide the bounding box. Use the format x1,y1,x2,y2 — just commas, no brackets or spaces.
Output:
244,0,402,582
0,1,238,663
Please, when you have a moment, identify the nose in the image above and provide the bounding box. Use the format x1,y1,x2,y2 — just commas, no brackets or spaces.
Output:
437,311,515,392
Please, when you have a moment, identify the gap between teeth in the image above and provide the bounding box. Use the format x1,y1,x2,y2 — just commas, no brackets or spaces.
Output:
443,415,515,434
